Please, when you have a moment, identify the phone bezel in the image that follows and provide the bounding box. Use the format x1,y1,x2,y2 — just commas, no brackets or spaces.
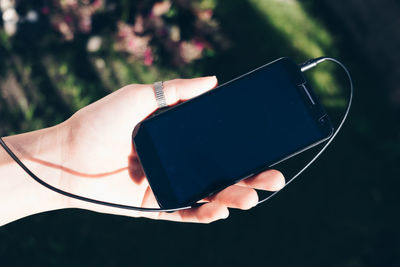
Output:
133,57,334,209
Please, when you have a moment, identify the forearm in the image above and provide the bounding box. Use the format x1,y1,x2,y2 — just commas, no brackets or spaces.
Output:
0,125,67,226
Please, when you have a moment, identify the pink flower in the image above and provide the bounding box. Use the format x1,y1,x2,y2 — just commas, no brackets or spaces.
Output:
64,15,73,24
179,40,203,63
143,47,153,66
159,28,167,37
128,39,136,49
41,6,50,15
194,40,205,51
152,1,171,17
198,9,213,21
92,0,103,9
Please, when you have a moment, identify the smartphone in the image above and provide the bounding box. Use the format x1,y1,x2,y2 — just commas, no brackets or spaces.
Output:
132,57,333,209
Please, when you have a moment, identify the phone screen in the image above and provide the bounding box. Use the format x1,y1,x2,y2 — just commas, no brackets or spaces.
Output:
133,58,333,208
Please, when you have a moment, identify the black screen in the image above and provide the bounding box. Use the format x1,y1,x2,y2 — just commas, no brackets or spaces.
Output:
135,58,331,208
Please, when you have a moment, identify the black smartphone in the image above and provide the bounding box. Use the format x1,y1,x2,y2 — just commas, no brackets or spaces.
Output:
132,57,333,209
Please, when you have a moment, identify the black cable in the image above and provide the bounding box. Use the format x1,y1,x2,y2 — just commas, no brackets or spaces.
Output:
0,137,190,212
0,57,353,212
257,57,354,205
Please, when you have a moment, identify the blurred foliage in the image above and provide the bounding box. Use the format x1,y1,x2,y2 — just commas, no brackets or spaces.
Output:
0,0,230,134
0,0,345,136
1,0,399,266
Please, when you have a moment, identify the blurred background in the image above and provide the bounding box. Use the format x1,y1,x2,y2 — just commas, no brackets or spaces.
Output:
0,0,399,266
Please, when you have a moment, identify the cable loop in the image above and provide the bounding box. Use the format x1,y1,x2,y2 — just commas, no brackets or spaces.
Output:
0,57,353,212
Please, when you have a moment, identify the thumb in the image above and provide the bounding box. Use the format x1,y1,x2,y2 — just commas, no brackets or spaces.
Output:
132,76,218,122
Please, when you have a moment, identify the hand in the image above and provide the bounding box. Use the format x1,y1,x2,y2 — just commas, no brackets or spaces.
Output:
46,77,285,223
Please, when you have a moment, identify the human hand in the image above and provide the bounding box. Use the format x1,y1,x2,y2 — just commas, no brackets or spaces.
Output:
58,76,285,223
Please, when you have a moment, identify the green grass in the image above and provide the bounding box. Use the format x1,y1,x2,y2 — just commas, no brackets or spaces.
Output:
249,0,343,106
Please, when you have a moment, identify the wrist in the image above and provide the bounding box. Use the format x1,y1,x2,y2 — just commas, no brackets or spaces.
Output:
2,124,71,215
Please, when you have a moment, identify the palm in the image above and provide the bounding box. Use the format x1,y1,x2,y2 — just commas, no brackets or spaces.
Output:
62,77,285,223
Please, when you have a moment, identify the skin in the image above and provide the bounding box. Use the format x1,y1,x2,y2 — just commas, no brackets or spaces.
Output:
0,76,285,226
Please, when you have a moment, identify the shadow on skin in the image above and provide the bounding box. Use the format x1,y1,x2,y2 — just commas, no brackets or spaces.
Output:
22,145,146,184
26,157,128,178
127,152,146,184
